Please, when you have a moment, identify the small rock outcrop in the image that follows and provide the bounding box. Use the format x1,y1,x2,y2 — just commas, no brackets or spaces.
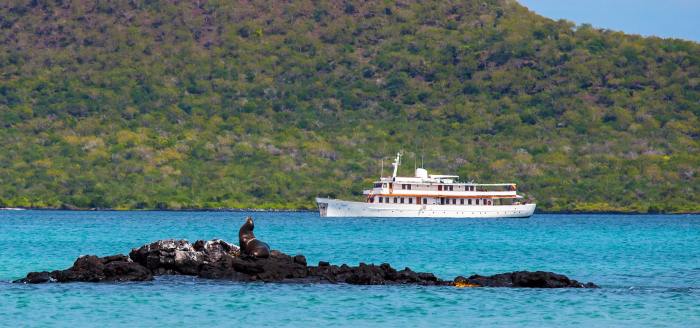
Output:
453,271,597,288
127,239,239,276
14,218,598,288
19,254,152,283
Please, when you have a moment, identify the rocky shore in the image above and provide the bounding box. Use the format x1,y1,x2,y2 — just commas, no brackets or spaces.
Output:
15,218,597,288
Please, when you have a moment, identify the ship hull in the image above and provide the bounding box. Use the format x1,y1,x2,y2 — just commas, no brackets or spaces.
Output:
316,198,536,218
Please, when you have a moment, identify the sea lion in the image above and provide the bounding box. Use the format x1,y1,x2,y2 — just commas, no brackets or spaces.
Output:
238,216,270,258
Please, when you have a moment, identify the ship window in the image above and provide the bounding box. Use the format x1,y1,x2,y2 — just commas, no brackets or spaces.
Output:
423,198,427,204
379,197,383,203
394,197,397,203
476,199,480,205
468,199,472,205
409,198,413,204
400,198,404,204
452,199,456,204
460,199,464,205
408,184,412,190
438,185,442,191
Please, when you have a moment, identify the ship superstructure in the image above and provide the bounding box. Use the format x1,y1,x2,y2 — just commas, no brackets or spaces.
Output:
316,153,536,218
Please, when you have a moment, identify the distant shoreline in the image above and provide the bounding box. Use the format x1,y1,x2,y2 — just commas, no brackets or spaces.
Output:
2,207,698,215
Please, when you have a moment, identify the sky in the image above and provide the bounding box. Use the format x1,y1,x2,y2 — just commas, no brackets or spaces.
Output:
518,0,700,42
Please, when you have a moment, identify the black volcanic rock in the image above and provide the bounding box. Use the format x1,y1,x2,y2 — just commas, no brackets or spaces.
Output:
22,271,51,284
15,239,597,288
306,262,447,285
15,254,153,283
15,217,595,288
14,219,598,287
128,239,240,276
15,240,597,288
454,271,597,288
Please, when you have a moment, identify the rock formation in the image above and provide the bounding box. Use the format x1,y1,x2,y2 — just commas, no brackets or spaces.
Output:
15,218,597,288
454,271,598,288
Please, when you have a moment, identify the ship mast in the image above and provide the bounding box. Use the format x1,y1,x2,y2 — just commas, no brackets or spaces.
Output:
391,152,401,178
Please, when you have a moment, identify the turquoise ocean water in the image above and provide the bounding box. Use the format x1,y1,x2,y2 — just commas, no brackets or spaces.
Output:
0,211,698,327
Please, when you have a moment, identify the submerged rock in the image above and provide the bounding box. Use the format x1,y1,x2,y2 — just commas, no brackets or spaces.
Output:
14,218,597,288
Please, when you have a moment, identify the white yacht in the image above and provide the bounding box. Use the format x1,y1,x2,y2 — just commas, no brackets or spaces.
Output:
316,153,536,218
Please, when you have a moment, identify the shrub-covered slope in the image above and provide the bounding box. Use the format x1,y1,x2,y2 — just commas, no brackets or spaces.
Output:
0,0,698,212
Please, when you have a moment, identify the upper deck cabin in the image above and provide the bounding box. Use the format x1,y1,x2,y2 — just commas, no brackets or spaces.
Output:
362,153,523,205
363,172,518,197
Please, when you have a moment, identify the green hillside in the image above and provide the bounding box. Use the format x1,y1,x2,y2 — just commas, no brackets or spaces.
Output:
1,0,698,212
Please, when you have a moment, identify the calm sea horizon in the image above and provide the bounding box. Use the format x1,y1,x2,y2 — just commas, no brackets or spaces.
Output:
1,210,698,327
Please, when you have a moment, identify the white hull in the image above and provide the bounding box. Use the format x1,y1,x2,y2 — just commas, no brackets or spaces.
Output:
316,198,536,218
